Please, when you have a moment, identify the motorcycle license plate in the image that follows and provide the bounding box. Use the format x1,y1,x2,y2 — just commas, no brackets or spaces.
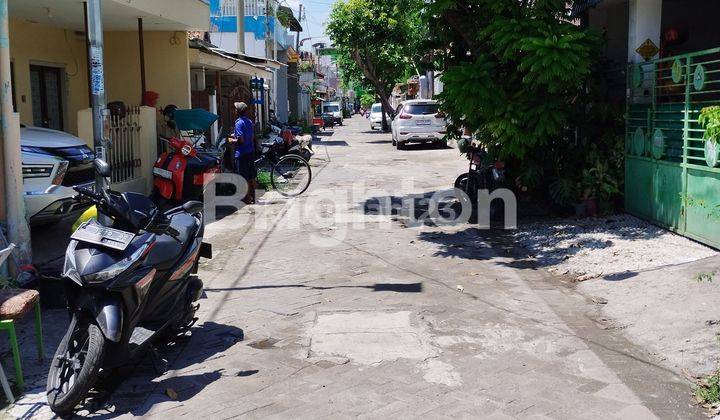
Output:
71,221,135,251
153,167,173,180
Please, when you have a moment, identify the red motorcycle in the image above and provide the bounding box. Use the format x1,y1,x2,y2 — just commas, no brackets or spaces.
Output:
152,135,221,208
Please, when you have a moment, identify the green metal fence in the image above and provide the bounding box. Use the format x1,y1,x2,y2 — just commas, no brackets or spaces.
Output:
626,47,720,248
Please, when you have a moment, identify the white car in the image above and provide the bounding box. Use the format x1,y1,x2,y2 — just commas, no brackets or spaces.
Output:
21,126,95,225
322,101,343,125
391,99,446,150
369,103,383,130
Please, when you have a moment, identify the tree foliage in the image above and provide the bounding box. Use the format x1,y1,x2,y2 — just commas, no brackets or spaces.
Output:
327,0,423,115
427,0,600,160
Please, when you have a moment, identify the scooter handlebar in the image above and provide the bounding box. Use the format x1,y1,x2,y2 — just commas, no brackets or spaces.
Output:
73,185,103,202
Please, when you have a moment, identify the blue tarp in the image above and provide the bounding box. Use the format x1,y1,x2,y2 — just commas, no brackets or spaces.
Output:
173,109,219,132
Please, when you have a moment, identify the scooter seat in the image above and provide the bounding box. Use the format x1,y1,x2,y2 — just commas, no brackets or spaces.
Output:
186,154,219,172
144,213,197,271
169,213,196,244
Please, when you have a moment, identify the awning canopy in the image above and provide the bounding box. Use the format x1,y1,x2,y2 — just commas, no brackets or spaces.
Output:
9,0,209,31
188,38,273,80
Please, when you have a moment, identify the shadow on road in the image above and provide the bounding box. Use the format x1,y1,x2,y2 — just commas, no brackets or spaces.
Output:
67,321,245,418
205,282,423,293
397,143,451,151
360,190,665,274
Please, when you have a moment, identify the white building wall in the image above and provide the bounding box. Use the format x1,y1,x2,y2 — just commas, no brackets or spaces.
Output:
209,32,239,53
627,0,662,63
244,33,266,57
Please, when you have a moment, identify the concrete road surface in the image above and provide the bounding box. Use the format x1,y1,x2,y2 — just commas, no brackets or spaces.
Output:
8,116,703,419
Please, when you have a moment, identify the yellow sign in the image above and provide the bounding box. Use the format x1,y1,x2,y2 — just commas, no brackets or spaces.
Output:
636,39,659,61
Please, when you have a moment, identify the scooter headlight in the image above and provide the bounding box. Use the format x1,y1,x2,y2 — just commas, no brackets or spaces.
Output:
84,243,149,283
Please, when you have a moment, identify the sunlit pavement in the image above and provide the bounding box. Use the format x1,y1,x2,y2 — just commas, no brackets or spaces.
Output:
8,117,702,419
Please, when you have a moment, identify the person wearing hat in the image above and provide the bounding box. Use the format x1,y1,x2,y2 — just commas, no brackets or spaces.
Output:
229,101,256,204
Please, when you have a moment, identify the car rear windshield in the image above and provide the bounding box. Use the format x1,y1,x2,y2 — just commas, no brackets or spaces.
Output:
404,103,439,115
324,105,340,112
371,104,382,112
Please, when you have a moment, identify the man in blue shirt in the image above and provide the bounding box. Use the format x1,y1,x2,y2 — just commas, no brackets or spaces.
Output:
230,102,257,204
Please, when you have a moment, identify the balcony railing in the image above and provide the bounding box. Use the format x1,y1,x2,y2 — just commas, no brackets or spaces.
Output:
217,0,279,17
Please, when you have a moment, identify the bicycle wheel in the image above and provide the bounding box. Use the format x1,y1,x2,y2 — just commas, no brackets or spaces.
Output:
270,154,312,197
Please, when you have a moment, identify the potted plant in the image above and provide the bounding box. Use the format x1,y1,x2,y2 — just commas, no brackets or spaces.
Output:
578,161,620,217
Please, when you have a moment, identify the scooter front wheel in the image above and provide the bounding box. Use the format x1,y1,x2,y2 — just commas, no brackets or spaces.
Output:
47,316,106,415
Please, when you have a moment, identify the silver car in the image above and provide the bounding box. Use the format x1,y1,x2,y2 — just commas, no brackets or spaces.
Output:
369,103,383,130
390,99,446,150
21,126,95,225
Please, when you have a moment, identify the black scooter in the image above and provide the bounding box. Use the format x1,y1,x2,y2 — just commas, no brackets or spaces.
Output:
454,142,506,219
46,159,211,415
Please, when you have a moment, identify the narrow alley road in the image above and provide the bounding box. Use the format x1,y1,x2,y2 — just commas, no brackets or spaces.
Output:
12,116,702,419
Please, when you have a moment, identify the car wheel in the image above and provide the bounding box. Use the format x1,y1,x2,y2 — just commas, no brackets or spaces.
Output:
396,141,404,150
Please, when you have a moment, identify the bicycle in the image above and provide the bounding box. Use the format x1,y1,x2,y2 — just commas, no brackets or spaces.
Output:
255,139,312,197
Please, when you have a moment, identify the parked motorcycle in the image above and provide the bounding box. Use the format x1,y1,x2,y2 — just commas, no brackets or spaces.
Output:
268,124,314,162
46,159,211,415
153,108,223,208
454,140,506,219
152,135,221,208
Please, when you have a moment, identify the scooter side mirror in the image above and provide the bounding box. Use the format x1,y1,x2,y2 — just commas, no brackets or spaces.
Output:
94,159,112,178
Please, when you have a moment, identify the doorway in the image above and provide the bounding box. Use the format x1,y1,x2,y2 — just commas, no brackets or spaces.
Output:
30,65,64,130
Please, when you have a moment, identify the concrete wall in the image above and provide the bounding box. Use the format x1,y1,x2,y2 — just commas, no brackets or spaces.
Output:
104,31,192,110
9,19,191,136
589,1,629,67
628,0,662,63
275,52,289,122
661,0,720,56
210,30,267,58
9,18,89,135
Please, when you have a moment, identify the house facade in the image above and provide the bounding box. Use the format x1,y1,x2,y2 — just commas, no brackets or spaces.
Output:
208,0,301,123
579,0,720,248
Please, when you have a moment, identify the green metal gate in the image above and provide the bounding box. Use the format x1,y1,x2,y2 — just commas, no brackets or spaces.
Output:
626,47,720,248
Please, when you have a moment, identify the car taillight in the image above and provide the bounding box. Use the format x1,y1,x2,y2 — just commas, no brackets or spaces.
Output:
494,161,505,170
399,113,412,119
51,161,69,185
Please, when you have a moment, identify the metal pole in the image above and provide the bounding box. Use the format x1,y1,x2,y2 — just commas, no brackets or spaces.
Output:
83,2,92,108
272,2,277,61
296,4,302,51
237,0,245,55
0,0,31,269
86,0,109,195
265,0,270,58
138,18,146,103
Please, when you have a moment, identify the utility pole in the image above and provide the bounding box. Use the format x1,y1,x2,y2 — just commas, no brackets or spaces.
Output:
265,0,270,59
272,1,277,61
86,0,109,195
0,0,31,270
237,0,245,54
295,4,303,51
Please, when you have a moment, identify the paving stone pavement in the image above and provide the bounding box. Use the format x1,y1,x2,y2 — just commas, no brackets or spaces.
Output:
4,117,705,419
